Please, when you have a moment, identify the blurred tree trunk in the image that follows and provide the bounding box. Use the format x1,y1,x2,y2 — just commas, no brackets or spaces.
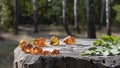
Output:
0,1,4,40
74,0,80,33
98,0,105,30
51,0,57,24
87,0,96,38
106,0,111,35
62,0,71,35
32,0,38,33
0,36,4,41
14,0,19,34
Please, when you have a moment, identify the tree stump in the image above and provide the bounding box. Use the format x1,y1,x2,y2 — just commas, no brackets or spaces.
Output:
14,39,120,68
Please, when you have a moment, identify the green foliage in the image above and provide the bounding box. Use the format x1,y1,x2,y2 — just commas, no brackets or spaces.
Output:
77,0,87,27
93,39,106,46
102,35,119,44
0,0,120,31
111,0,120,26
80,35,120,56
0,0,14,31
19,0,33,16
113,5,120,23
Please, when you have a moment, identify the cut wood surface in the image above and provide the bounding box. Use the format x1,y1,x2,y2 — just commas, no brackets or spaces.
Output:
14,39,120,68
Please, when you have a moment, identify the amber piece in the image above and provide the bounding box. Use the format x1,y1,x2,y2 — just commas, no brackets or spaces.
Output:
42,50,51,56
50,36,59,46
63,36,76,45
33,37,47,47
19,40,33,53
51,49,60,56
19,40,29,48
31,47,43,55
21,44,33,53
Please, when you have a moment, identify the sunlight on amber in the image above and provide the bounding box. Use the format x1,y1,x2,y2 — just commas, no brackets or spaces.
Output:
51,49,60,56
63,36,76,45
50,36,59,46
33,37,47,47
42,50,51,56
31,47,43,55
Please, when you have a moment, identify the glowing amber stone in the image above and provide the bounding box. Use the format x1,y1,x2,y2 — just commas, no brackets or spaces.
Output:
21,44,33,53
51,49,60,56
50,36,59,46
31,47,43,55
33,37,47,47
42,50,51,56
19,40,29,48
63,36,76,45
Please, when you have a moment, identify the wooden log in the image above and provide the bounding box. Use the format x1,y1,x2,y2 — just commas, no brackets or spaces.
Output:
14,39,120,68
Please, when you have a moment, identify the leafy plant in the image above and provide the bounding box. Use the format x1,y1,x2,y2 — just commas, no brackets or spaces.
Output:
80,35,120,56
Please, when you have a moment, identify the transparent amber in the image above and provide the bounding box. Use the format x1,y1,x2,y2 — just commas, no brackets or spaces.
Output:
51,49,60,55
31,47,43,55
42,50,51,56
21,44,33,53
19,40,29,48
50,36,59,46
33,37,47,47
63,36,76,45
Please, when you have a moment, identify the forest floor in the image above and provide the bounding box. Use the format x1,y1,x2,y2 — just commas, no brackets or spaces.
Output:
0,24,120,68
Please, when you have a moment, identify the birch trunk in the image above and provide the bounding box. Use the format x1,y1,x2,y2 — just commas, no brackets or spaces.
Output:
62,0,71,35
74,0,80,33
99,0,105,30
106,0,111,35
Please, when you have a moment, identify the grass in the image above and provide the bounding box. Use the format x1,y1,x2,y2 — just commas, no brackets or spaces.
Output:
0,44,17,68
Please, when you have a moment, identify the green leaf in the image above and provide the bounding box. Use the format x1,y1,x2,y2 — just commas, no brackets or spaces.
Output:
110,45,117,49
101,50,110,56
117,46,120,51
80,50,96,56
93,39,106,46
80,50,90,56
101,41,106,46
96,47,104,52
93,39,101,46
110,49,120,55
110,36,119,44
88,46,97,50
80,35,120,56
80,52,88,56
102,35,113,42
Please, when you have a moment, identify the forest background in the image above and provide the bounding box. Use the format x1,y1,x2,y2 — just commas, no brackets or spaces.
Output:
0,0,120,68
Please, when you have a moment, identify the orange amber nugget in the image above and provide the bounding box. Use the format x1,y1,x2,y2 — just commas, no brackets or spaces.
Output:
31,47,43,55
21,44,33,53
63,36,76,45
19,40,33,53
19,40,29,48
33,37,47,47
42,50,51,56
50,36,59,46
51,49,60,55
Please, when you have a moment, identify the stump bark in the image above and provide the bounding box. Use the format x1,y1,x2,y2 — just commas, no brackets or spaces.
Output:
14,39,120,68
